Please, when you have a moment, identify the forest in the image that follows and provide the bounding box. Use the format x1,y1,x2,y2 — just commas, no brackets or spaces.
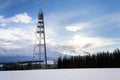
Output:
57,49,120,68
1,49,120,70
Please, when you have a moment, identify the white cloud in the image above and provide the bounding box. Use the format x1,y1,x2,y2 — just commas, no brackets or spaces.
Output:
45,12,120,56
0,13,32,26
0,26,59,56
57,35,116,56
65,22,90,32
0,28,34,41
62,12,120,55
47,11,81,22
0,42,21,49
65,12,120,32
45,27,59,44
11,13,32,24
0,27,35,49
0,16,9,26
45,10,88,30
88,12,120,29
1,12,120,56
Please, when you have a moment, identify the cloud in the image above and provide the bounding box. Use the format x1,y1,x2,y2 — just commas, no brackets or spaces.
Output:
0,16,8,26
45,10,88,29
46,11,82,23
62,12,120,55
0,27,35,50
11,13,32,24
56,35,117,55
0,13,32,26
65,12,120,32
0,11,120,56
45,27,58,41
45,12,120,56
0,26,60,56
90,12,120,29
65,22,90,32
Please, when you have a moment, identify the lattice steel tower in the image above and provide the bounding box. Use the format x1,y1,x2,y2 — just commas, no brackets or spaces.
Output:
33,10,47,66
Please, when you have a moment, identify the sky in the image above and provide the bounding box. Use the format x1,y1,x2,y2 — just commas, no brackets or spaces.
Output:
0,0,120,57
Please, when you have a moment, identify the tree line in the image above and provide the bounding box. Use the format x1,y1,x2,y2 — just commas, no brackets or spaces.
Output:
57,49,120,68
0,63,42,70
1,48,120,70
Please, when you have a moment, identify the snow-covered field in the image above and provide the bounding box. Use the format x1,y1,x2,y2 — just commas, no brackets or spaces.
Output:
0,69,120,80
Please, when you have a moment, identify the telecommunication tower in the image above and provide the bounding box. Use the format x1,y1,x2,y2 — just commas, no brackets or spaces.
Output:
33,10,47,66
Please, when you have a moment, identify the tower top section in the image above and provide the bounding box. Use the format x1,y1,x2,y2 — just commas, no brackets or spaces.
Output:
38,10,43,18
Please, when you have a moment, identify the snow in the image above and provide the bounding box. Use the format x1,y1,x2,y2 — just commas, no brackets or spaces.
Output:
0,69,120,80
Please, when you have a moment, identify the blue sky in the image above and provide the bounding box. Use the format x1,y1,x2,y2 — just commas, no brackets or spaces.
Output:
0,0,120,56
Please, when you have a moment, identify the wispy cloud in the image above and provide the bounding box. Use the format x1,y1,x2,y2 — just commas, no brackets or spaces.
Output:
45,10,89,28
65,22,90,32
56,35,117,55
45,11,120,55
65,12,120,32
0,13,33,27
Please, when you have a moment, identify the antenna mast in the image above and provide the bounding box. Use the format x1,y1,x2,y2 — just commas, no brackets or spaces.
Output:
33,10,47,66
